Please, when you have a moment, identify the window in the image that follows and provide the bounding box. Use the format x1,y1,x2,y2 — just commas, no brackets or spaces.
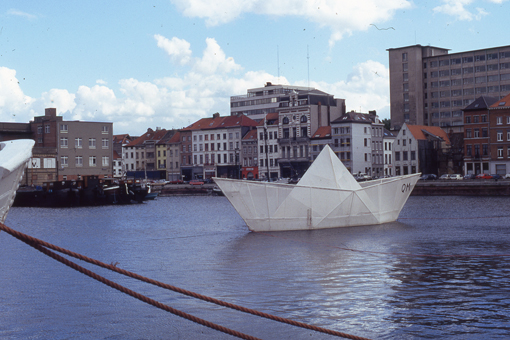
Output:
403,151,408,161
102,125,109,134
102,138,109,148
411,151,416,161
497,131,503,141
395,152,400,161
60,124,68,133
498,147,504,158
403,73,408,82
61,156,68,167
466,129,472,138
76,156,83,167
43,158,56,168
102,156,109,166
75,138,82,148
89,156,96,167
497,117,503,125
474,129,479,138
300,115,307,123
402,52,408,62
89,138,96,148
403,83,409,92
60,137,68,148
282,117,289,124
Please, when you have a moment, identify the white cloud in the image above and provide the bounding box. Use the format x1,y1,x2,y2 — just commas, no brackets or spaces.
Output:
0,37,389,135
154,35,192,66
170,0,411,46
433,0,490,20
0,67,35,121
6,9,37,20
303,60,390,119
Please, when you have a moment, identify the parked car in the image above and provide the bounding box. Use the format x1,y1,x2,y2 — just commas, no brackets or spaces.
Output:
189,179,204,185
439,174,450,180
420,174,437,180
476,173,493,179
169,179,183,184
491,174,502,180
449,174,463,180
464,174,476,180
505,174,510,179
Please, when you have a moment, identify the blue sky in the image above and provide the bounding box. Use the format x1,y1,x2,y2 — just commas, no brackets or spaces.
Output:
1,0,508,135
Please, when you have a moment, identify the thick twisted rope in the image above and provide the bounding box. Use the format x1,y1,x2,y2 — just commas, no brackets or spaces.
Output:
0,222,370,340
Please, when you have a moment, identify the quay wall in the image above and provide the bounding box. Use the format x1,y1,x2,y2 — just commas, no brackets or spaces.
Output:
412,180,510,196
154,181,510,197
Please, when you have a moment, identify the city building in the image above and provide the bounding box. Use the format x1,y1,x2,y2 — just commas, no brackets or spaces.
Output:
388,44,510,132
230,82,316,120
310,126,332,161
488,94,510,174
393,123,451,176
330,111,373,175
160,131,181,182
256,112,279,179
28,108,113,184
113,134,133,178
123,128,168,178
180,113,258,180
383,129,396,176
462,96,497,175
241,129,259,179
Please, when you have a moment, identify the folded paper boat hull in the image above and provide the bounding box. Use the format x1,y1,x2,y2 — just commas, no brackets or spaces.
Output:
214,145,420,232
214,174,420,232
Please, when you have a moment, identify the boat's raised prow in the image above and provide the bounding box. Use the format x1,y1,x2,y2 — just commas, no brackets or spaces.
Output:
0,139,35,223
214,145,420,232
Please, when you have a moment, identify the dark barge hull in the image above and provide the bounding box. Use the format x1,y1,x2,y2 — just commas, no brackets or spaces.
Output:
14,176,148,207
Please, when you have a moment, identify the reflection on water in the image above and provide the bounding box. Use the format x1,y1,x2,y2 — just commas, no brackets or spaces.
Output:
1,196,509,339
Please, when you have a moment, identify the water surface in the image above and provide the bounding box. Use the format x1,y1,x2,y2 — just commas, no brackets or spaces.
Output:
1,196,509,339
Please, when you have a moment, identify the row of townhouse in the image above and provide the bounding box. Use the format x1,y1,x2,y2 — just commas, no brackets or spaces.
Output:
118,110,402,182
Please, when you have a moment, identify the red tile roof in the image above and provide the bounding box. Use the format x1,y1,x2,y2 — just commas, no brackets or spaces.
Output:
406,124,451,144
182,114,258,131
242,129,258,141
126,128,168,146
311,126,331,139
490,92,510,109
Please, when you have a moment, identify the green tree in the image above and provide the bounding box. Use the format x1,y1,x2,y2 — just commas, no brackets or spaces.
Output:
382,118,391,131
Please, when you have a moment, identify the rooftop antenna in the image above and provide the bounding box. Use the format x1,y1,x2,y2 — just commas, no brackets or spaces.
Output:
307,45,310,88
277,45,280,84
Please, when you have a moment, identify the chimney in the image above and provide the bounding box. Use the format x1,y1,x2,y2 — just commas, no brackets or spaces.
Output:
213,112,220,119
45,108,57,118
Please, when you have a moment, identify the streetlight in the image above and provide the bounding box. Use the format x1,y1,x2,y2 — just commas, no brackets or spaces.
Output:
235,147,240,179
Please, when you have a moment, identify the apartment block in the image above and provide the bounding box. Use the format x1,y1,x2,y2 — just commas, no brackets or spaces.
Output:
388,44,510,132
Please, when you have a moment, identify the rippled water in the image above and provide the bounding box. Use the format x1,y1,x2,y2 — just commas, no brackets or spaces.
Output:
1,196,509,339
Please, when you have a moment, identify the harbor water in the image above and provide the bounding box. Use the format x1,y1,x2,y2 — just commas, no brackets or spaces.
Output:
1,196,509,339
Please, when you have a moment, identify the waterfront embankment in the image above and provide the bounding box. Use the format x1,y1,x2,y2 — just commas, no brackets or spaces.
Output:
413,179,510,196
154,180,510,197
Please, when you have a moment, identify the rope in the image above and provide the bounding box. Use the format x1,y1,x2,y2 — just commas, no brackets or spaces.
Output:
0,223,370,340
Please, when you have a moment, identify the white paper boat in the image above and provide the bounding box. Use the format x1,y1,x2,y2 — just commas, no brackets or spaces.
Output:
0,139,34,223
214,145,420,232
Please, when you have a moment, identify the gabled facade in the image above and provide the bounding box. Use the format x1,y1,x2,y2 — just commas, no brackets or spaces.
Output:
394,123,451,176
123,128,168,175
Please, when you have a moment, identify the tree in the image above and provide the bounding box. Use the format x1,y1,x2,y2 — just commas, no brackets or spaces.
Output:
382,118,391,131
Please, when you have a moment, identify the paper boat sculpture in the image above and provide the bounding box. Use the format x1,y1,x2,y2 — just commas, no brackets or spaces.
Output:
214,145,420,232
